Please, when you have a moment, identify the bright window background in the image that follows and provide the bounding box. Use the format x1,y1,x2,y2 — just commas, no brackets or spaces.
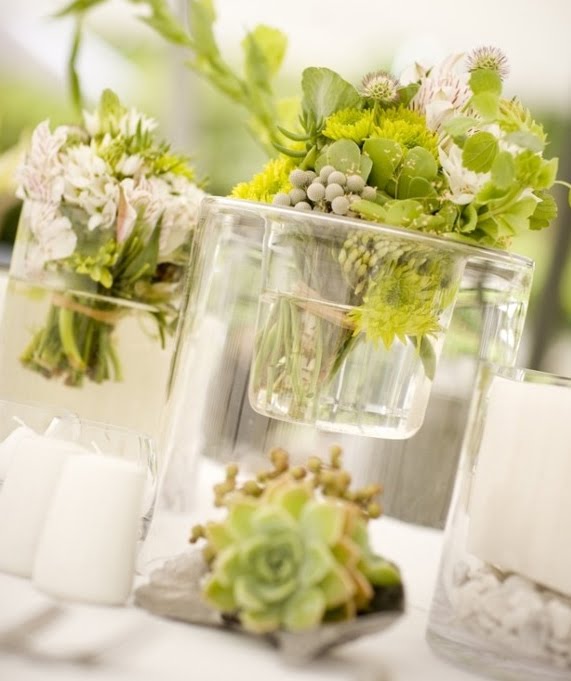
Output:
1,0,570,370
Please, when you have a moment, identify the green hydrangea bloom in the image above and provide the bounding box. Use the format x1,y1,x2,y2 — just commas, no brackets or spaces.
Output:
372,107,438,158
201,478,399,633
322,108,375,144
231,156,294,203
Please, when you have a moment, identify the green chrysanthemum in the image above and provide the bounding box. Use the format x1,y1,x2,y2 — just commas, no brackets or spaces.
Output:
322,108,375,144
372,107,438,158
347,261,446,349
231,156,294,203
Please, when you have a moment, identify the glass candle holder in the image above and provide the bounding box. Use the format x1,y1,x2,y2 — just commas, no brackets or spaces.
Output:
427,363,571,680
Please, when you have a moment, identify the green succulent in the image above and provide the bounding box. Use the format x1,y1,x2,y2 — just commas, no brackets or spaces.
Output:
194,448,402,634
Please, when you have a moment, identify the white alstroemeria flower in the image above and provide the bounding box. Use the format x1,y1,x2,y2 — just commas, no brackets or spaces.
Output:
439,144,490,205
118,109,158,139
60,144,118,230
116,153,144,177
16,120,67,204
25,201,76,271
154,175,205,258
410,53,471,132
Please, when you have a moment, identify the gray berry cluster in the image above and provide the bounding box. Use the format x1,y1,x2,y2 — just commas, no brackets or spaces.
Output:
272,166,378,216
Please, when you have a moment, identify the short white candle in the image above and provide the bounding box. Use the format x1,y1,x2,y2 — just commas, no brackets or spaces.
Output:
468,375,571,597
0,425,35,481
0,434,80,577
33,455,145,606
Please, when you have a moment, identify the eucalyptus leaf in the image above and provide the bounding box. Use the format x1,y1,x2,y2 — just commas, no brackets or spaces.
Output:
462,132,499,173
470,92,499,120
400,147,438,181
326,139,362,173
350,199,387,222
363,139,403,190
491,151,516,189
469,68,502,96
301,68,361,133
359,154,373,181
397,176,436,201
384,200,424,227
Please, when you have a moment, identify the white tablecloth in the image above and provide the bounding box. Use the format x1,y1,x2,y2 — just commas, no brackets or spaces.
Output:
0,513,483,681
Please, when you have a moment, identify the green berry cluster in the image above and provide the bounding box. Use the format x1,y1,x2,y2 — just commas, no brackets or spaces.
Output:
272,167,377,216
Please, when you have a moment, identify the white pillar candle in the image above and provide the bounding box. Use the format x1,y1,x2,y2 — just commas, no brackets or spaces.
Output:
0,434,81,577
468,375,571,597
33,455,145,606
0,425,35,480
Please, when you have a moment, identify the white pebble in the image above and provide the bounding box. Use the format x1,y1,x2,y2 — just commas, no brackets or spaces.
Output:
547,600,571,640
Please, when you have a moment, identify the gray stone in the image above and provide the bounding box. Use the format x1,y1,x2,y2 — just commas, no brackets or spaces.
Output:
547,599,571,641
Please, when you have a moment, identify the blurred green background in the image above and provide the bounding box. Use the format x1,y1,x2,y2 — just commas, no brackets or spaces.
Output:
1,0,570,371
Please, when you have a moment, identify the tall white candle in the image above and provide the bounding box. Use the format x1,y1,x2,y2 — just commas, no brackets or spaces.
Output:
468,375,571,597
0,425,35,480
0,434,81,577
33,455,145,605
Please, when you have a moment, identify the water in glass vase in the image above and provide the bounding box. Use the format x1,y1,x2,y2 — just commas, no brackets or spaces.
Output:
249,289,437,439
0,278,174,441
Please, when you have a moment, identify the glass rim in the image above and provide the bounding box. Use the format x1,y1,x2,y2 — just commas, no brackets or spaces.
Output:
480,361,571,388
200,196,535,270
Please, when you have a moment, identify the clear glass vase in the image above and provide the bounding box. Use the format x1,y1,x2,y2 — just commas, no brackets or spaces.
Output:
427,364,571,679
158,198,533,519
0,200,192,451
250,210,468,438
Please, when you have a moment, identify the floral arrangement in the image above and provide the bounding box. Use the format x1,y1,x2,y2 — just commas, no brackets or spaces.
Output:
189,446,403,633
230,48,569,419
14,90,204,386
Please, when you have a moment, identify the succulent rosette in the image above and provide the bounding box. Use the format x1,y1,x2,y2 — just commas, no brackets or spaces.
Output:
14,90,205,386
191,448,403,633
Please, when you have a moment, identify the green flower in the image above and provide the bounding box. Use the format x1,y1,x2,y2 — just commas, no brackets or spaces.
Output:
347,259,448,349
201,477,399,633
231,156,294,203
322,108,375,144
372,107,438,158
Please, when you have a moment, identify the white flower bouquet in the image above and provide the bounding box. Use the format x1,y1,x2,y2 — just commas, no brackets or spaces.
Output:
14,90,204,387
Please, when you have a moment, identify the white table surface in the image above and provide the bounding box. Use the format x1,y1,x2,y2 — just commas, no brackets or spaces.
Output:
0,509,484,681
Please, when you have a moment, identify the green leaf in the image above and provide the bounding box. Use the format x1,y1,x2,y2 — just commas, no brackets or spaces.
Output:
529,191,557,230
397,176,436,201
384,199,424,227
186,0,219,55
251,506,296,534
363,138,403,190
282,587,326,631
301,67,360,132
300,501,345,546
68,18,84,115
397,82,420,107
326,139,362,174
300,544,334,587
418,335,437,381
470,92,500,120
320,566,355,609
359,153,373,181
491,151,516,189
462,132,499,173
350,199,387,223
460,203,479,233
504,131,545,153
400,146,438,181
443,116,478,140
130,0,192,47
54,0,107,17
536,157,558,190
469,68,502,96
244,25,287,78
203,575,237,612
